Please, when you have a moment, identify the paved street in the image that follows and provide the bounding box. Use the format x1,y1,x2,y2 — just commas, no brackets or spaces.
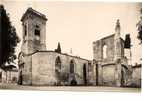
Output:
0,84,141,92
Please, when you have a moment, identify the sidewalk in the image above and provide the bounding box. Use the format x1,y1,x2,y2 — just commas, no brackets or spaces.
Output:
0,84,141,92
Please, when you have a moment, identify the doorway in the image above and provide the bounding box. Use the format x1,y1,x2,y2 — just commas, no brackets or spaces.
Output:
83,64,87,85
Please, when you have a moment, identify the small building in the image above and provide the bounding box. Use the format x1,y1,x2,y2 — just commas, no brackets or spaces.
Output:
0,64,18,84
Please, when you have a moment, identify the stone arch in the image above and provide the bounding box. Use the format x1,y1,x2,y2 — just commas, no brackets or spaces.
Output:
70,59,75,74
55,56,62,84
103,44,107,59
69,59,77,86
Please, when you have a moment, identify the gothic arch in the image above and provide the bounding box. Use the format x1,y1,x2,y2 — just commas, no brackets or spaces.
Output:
83,63,87,85
55,56,62,84
70,59,75,74
103,44,107,59
69,59,77,86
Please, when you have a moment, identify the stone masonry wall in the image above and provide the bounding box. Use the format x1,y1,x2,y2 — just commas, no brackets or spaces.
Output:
31,51,90,86
131,67,141,87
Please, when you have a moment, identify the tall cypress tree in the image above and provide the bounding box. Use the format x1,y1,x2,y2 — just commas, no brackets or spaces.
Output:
0,5,20,66
55,42,61,53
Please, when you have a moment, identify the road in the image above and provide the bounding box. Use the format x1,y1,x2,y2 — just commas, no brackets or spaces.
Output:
0,84,141,92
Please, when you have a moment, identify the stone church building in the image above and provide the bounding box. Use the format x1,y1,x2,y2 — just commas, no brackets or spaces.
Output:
18,8,141,87
18,8,91,86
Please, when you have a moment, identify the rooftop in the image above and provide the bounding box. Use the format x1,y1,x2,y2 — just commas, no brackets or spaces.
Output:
21,7,47,21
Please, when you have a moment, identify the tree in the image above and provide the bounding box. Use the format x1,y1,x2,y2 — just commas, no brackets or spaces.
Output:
124,34,131,48
136,8,142,44
55,42,61,53
0,5,20,66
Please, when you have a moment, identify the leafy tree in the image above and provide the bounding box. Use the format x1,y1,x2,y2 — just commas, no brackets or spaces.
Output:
136,8,142,44
55,42,61,53
0,5,20,66
124,34,131,48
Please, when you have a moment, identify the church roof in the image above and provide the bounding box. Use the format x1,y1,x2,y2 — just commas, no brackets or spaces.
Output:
24,50,91,62
21,7,47,21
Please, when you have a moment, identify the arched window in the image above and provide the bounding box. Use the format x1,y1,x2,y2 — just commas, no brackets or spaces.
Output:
23,24,27,42
55,56,61,81
70,60,75,74
103,45,107,59
0,72,2,82
24,24,27,36
34,25,40,40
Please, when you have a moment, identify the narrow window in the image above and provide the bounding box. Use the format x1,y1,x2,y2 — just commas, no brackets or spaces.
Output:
35,29,40,36
55,56,61,84
24,25,27,36
0,72,2,82
83,64,87,85
34,25,40,40
70,60,75,74
103,45,107,59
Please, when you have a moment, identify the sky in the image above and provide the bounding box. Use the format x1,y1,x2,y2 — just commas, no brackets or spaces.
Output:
2,0,142,64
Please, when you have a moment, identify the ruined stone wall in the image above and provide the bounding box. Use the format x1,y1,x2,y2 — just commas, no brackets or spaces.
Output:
102,64,116,86
31,51,90,86
131,67,141,87
93,34,126,87
93,35,115,62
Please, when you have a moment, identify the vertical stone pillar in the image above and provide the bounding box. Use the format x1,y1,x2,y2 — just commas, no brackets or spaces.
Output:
88,61,96,86
115,59,122,87
92,63,96,86
98,61,103,85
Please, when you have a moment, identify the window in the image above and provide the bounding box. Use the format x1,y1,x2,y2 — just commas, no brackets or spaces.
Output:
0,72,2,82
103,45,107,59
35,29,40,36
55,56,61,83
83,64,87,85
70,60,75,74
34,25,40,40
24,24,27,36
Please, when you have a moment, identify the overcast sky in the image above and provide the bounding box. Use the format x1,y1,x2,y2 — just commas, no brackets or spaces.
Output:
2,0,142,64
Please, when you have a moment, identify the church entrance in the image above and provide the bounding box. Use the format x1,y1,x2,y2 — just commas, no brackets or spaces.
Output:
18,70,23,85
121,68,125,87
96,63,99,85
83,64,87,85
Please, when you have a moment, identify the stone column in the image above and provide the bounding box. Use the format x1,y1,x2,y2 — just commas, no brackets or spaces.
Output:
92,64,96,86
98,61,103,85
115,59,122,87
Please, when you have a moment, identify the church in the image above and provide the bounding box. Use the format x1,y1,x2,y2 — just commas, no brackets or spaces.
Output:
18,7,141,87
18,8,91,86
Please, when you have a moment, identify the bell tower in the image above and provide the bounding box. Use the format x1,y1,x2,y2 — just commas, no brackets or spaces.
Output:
21,7,47,55
114,19,122,60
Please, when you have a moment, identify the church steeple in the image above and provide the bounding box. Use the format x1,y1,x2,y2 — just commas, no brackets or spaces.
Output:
115,19,121,39
21,8,47,54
